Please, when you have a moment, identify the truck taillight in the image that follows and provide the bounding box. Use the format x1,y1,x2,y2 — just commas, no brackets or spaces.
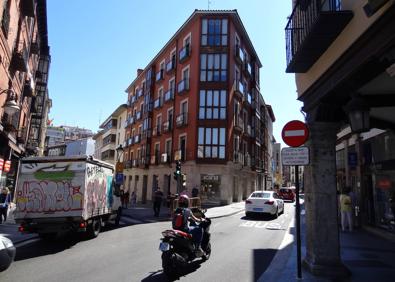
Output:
79,222,86,228
18,225,24,232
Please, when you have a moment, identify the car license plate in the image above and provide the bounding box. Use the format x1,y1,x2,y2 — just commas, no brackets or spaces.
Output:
253,208,263,212
159,242,170,252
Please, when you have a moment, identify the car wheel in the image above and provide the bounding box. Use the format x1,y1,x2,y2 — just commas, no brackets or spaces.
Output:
274,207,278,219
245,212,251,218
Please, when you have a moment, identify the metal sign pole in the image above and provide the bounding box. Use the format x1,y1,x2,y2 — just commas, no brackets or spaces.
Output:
295,165,302,279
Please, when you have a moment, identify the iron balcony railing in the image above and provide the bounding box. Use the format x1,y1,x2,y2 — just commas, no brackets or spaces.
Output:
285,0,353,72
155,69,164,82
176,112,188,127
154,97,163,109
177,79,190,94
166,59,176,72
164,88,175,102
179,45,190,62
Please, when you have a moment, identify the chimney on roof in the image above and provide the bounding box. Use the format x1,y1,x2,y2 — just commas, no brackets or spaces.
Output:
137,69,143,76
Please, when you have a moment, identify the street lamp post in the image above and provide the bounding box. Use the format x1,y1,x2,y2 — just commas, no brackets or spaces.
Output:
0,88,20,116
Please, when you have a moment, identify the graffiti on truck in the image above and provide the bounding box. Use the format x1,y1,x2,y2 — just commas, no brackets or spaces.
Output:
86,177,108,215
16,181,83,212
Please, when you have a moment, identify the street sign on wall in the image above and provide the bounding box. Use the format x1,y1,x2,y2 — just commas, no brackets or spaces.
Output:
281,147,310,166
282,120,309,147
115,173,124,185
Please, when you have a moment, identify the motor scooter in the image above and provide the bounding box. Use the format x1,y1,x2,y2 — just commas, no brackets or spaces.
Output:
159,210,211,279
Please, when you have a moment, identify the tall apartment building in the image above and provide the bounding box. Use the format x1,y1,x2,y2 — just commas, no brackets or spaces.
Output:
93,104,127,165
285,0,395,278
0,0,51,189
123,10,271,205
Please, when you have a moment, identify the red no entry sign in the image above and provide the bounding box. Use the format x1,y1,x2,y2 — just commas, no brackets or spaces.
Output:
282,120,309,147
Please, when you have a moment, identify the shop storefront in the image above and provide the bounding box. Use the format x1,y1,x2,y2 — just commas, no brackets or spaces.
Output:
200,174,221,206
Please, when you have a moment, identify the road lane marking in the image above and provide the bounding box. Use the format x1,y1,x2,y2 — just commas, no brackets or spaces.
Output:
266,223,282,230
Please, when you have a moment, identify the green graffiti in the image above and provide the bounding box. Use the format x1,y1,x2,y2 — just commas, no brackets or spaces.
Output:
34,170,75,181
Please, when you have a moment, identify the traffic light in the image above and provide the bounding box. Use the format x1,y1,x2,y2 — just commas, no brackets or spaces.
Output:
174,160,181,180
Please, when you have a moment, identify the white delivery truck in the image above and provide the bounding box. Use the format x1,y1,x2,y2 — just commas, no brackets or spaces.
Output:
14,155,122,239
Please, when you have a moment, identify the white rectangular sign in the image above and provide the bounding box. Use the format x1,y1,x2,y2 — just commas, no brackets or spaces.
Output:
281,146,309,166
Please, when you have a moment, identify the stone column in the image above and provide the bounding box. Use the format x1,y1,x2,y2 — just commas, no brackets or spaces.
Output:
303,122,350,278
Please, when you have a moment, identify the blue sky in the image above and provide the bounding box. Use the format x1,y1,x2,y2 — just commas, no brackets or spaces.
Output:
46,0,303,145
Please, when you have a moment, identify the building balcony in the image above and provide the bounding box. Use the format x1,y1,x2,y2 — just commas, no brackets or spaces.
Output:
20,0,35,17
234,117,244,132
23,81,35,97
164,89,175,102
154,97,163,109
179,45,190,63
152,125,161,137
285,0,353,73
137,89,143,98
30,41,39,55
162,121,172,133
134,134,141,144
155,69,164,82
166,59,176,73
233,151,244,164
176,112,188,127
142,129,151,139
234,80,245,99
150,155,160,165
161,153,170,164
9,51,28,72
177,79,189,94
235,44,245,65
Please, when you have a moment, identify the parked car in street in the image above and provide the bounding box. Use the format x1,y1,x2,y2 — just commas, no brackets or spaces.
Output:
245,191,284,218
0,235,16,272
279,187,295,202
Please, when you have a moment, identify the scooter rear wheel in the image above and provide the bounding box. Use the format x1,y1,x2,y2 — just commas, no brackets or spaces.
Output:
162,252,179,279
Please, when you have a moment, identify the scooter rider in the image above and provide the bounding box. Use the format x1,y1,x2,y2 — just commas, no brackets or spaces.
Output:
176,195,205,256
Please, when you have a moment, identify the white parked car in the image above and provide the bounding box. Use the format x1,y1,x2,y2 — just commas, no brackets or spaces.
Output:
245,191,284,218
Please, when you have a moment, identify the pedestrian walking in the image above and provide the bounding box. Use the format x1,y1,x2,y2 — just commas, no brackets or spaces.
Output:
192,186,199,198
0,187,11,224
124,190,130,208
131,191,137,206
340,187,353,232
153,187,164,217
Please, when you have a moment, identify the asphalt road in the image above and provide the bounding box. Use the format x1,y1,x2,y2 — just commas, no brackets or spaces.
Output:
1,203,295,282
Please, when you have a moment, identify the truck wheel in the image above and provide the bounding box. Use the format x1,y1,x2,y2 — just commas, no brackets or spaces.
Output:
88,218,101,238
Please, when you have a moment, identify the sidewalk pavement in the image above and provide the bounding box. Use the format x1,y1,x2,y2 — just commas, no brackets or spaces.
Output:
0,201,246,244
259,204,395,282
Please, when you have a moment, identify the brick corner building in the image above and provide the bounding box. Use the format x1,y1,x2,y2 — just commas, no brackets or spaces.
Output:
0,0,51,192
123,10,274,205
